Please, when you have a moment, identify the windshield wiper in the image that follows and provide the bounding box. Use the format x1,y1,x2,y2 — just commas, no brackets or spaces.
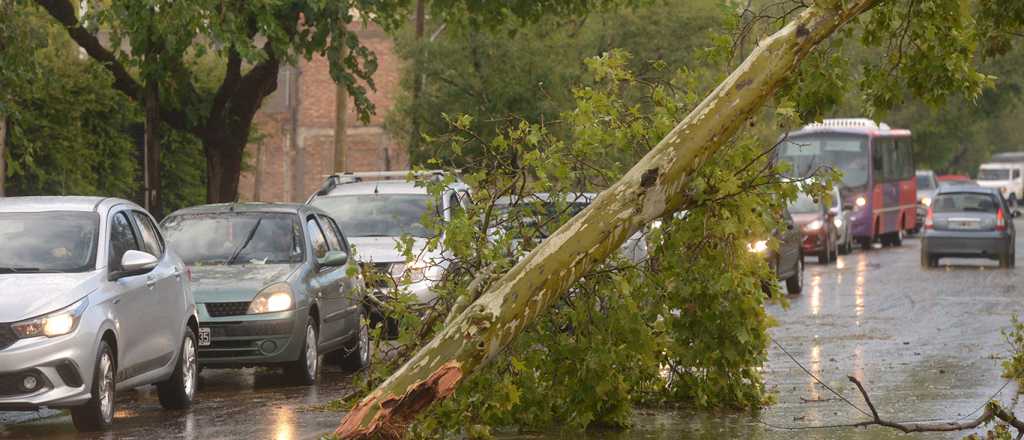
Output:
226,218,263,265
0,267,54,273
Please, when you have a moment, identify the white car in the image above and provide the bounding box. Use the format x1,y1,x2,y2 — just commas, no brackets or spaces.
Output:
0,197,198,431
977,162,1024,207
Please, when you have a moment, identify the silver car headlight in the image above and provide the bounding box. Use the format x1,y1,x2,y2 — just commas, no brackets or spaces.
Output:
390,261,428,284
12,298,88,338
247,283,294,314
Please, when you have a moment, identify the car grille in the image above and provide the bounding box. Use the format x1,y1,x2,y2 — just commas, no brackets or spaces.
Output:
364,263,395,289
205,302,251,318
0,324,18,351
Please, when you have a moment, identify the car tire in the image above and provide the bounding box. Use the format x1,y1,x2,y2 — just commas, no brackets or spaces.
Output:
338,309,371,372
285,317,320,385
157,328,198,410
71,341,116,432
818,236,832,264
1001,252,1012,269
785,256,803,295
891,228,904,247
921,251,931,268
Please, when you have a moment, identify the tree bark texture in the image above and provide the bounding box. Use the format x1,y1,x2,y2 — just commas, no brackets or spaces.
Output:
334,1,881,438
335,30,349,173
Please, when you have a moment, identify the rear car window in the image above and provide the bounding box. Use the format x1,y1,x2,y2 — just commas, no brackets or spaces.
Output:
932,193,1000,213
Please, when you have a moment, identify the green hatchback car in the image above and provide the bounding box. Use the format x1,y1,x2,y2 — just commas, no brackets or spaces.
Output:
161,203,370,384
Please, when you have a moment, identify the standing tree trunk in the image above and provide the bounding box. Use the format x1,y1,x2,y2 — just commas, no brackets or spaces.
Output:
334,1,881,438
143,83,163,216
203,137,245,203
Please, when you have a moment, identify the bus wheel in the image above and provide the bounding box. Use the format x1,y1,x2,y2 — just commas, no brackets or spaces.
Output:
890,228,904,247
860,237,873,250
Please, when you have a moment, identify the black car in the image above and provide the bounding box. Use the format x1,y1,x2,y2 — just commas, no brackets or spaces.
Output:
921,187,1016,268
752,209,804,294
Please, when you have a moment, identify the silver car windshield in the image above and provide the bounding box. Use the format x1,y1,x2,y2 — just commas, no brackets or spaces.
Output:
0,212,99,273
162,213,305,265
313,194,437,238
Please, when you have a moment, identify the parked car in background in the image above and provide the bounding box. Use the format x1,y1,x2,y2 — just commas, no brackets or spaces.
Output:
921,187,1016,268
789,192,840,264
976,160,1024,207
915,170,940,233
161,203,369,384
0,197,198,432
750,208,803,295
776,118,916,250
308,171,470,336
492,192,648,264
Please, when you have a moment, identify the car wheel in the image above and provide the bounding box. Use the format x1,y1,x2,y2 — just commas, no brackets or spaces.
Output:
891,228,904,247
818,237,831,264
338,309,371,372
285,317,319,385
921,250,931,268
786,255,803,295
71,341,116,432
1001,252,1012,269
157,328,198,410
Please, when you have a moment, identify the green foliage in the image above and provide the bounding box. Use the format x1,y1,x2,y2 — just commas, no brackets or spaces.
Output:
389,0,729,167
1001,315,1024,386
348,51,818,438
0,3,205,212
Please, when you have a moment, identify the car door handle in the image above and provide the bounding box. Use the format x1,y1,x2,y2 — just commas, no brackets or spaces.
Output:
146,277,156,289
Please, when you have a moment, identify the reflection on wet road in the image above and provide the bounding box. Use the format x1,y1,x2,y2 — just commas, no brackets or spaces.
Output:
1,366,355,439
4,223,1024,439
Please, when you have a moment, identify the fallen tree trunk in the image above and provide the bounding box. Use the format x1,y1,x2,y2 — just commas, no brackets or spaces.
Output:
335,1,880,438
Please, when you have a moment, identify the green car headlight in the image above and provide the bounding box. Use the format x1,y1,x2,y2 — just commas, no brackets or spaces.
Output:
248,283,294,314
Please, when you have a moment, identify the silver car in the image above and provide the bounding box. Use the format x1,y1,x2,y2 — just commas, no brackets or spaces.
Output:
0,197,199,431
921,187,1016,268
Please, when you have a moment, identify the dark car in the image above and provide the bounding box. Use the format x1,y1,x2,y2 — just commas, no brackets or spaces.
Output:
161,203,370,384
751,209,803,294
788,192,840,264
921,187,1016,268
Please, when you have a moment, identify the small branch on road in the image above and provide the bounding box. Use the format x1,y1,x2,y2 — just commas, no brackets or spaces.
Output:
847,375,1024,435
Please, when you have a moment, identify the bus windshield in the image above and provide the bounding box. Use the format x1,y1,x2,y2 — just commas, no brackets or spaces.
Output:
779,134,869,188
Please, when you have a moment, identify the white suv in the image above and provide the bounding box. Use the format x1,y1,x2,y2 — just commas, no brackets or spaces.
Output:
0,197,199,431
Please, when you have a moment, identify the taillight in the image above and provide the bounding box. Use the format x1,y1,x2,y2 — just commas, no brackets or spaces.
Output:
997,208,1007,231
925,207,934,229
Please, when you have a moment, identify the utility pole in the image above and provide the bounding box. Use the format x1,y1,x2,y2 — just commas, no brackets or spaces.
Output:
408,0,426,155
334,28,348,173
0,114,6,197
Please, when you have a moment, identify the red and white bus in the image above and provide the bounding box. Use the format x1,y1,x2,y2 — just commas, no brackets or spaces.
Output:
776,119,916,249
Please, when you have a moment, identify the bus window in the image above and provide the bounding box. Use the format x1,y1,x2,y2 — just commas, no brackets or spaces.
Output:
779,134,869,187
872,138,887,182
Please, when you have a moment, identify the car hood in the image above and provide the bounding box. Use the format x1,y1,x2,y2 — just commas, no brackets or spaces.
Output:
0,271,100,322
348,236,430,264
791,212,824,227
189,264,298,303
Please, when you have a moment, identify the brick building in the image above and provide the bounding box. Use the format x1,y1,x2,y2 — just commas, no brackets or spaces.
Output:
237,23,407,203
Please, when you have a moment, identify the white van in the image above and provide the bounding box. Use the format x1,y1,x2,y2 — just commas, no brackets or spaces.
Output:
977,161,1024,205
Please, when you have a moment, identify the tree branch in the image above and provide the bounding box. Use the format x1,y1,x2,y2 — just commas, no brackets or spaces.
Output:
34,0,141,99
848,376,1024,434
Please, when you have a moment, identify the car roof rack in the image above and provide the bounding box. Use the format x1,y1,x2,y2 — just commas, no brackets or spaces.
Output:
305,170,462,204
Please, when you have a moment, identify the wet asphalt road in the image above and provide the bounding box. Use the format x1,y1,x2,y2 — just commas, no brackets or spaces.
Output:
4,221,1024,439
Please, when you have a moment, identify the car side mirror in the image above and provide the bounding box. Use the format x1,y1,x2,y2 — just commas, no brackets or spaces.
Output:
1014,210,1022,218
112,250,158,280
319,250,348,267
786,223,794,231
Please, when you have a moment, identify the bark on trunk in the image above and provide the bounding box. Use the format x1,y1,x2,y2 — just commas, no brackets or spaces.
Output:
335,32,349,173
203,135,245,203
334,1,880,438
